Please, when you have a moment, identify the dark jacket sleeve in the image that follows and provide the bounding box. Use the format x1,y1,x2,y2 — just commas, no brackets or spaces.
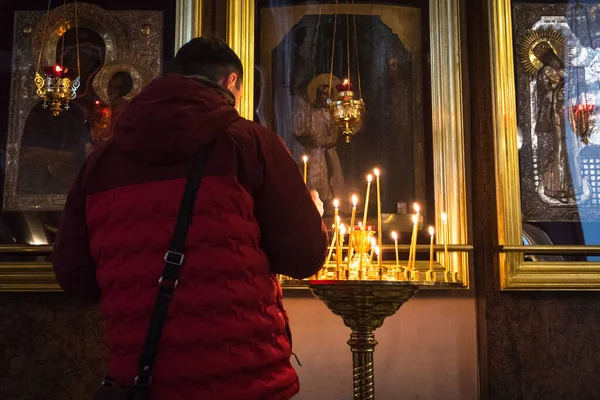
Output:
253,129,328,279
52,163,100,299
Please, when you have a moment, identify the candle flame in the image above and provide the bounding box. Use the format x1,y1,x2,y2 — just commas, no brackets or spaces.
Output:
412,214,418,225
441,212,447,223
375,246,380,256
302,155,308,163
333,199,339,208
391,231,398,241
413,203,420,213
373,168,380,177
340,224,347,235
344,78,348,84
371,237,377,247
429,226,435,237
367,174,373,183
352,194,358,207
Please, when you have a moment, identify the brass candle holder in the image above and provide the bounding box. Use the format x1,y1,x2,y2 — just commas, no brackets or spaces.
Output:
309,280,461,399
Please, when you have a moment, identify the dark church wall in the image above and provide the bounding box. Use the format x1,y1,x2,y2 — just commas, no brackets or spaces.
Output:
468,1,600,399
0,294,104,400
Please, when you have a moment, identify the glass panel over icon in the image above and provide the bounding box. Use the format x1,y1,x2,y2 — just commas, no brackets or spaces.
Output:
253,0,437,271
513,1,600,259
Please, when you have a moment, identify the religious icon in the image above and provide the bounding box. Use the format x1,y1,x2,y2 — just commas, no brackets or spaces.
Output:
531,39,583,203
257,1,426,214
514,9,596,221
4,3,162,210
292,74,346,202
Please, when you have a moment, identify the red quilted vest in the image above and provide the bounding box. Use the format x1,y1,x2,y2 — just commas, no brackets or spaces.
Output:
52,75,328,400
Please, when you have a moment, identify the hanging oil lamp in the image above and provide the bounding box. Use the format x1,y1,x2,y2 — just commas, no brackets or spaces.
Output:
568,95,594,144
329,78,365,143
34,0,81,116
566,3,593,144
327,0,365,143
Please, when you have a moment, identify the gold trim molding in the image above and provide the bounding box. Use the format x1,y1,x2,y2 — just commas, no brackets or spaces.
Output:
226,0,470,287
225,0,255,119
175,0,203,54
488,0,600,290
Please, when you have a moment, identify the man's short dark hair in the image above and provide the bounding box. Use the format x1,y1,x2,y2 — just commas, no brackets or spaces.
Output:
172,37,243,88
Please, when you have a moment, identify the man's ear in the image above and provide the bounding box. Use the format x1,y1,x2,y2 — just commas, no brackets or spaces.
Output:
226,72,238,89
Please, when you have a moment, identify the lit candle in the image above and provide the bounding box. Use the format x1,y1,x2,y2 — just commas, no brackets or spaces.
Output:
362,175,372,228
429,226,435,272
347,195,358,271
409,203,420,270
302,155,308,184
360,175,373,270
337,223,346,279
325,228,337,267
441,212,449,274
392,231,399,266
334,199,341,270
374,168,382,272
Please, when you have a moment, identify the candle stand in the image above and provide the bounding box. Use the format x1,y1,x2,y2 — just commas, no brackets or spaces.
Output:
308,280,462,400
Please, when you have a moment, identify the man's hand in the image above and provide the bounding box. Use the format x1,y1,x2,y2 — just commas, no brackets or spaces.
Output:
310,190,324,217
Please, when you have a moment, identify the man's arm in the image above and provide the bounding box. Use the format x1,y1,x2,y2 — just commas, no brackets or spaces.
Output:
253,129,328,279
52,164,100,298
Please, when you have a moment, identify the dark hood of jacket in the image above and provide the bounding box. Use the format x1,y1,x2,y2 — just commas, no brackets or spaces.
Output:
112,74,241,164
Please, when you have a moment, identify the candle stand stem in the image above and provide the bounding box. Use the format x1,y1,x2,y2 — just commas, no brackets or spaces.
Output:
309,281,420,399
349,330,377,399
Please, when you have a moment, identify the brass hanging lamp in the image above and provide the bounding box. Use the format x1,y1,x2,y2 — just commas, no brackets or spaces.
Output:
34,0,81,116
327,0,365,143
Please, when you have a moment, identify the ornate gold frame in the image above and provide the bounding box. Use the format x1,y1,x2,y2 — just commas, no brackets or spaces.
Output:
4,3,163,211
226,0,470,288
489,0,600,289
0,3,198,292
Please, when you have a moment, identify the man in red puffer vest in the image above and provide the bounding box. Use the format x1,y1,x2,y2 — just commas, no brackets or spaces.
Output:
52,37,328,400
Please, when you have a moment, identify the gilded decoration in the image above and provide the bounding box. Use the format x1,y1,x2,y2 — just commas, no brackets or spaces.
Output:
4,3,163,211
491,0,600,289
229,0,470,289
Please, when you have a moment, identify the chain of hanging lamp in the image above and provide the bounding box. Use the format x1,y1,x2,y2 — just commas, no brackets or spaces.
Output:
34,0,81,116
327,0,365,143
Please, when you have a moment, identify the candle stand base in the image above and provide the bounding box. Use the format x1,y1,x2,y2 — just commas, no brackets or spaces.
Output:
308,280,461,399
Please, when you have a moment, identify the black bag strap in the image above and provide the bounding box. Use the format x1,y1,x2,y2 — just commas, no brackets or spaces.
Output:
133,140,214,391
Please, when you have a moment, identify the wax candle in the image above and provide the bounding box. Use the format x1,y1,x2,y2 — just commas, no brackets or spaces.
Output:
362,175,372,228
302,155,308,184
334,199,340,269
360,175,373,270
374,168,382,271
429,226,435,272
325,228,337,266
409,203,420,269
347,195,358,271
392,231,399,266
441,212,449,273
